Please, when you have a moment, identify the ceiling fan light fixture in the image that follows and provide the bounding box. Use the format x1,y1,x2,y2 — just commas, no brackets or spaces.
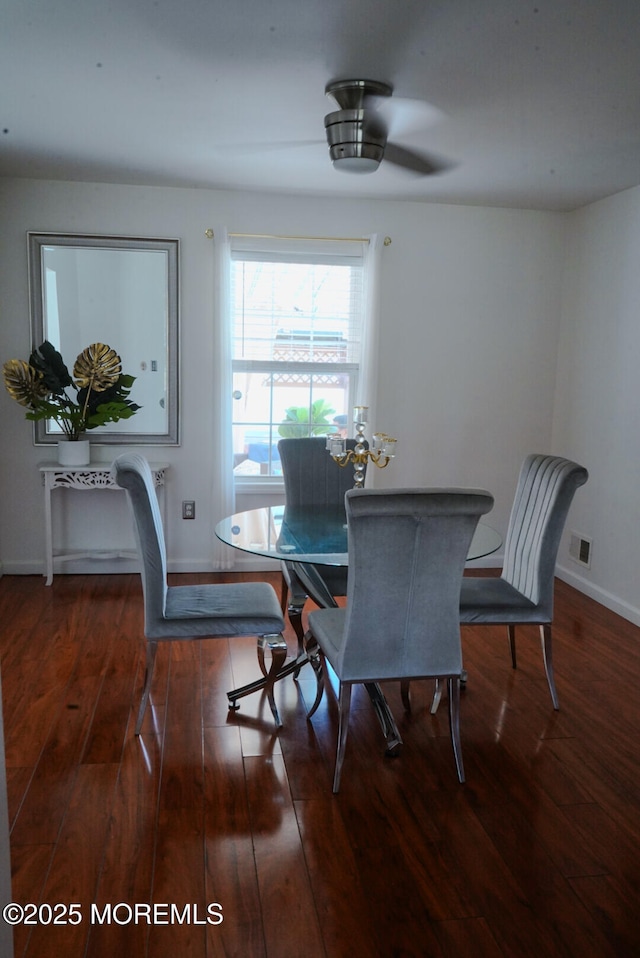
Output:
329,143,383,173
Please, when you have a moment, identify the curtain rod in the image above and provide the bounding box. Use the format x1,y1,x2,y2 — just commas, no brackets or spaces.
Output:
205,230,392,244
226,231,370,243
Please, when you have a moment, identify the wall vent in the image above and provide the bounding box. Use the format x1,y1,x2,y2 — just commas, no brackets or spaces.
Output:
569,532,592,569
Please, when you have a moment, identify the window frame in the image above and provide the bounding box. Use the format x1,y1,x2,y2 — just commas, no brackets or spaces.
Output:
229,236,368,484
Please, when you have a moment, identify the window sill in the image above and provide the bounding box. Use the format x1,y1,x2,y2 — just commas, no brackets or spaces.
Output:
234,476,285,497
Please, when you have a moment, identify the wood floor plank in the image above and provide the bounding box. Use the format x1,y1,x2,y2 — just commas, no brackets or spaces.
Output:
473,798,619,957
293,796,395,957
428,789,560,958
81,576,142,765
9,842,55,958
203,725,266,958
199,638,239,730
244,753,325,958
146,805,207,958
158,644,204,809
568,873,640,956
86,731,164,958
10,673,104,846
3,653,79,768
145,637,207,958
558,801,640,896
431,917,504,958
23,762,119,958
5,766,34,831
348,839,447,957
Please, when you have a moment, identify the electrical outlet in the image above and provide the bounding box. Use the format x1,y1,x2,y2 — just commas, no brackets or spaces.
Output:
182,500,195,520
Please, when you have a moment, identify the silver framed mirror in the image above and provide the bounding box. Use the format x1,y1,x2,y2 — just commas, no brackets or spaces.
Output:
28,232,179,445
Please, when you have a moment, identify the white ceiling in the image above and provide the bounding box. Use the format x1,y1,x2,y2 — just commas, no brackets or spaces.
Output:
2,0,640,211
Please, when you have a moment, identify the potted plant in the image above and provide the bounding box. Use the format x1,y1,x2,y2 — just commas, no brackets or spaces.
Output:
3,340,139,464
277,399,336,439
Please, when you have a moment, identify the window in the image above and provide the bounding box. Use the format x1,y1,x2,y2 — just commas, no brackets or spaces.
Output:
230,236,368,477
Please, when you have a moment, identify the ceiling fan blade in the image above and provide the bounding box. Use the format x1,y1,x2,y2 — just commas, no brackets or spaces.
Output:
217,139,324,155
365,95,444,139
384,142,452,176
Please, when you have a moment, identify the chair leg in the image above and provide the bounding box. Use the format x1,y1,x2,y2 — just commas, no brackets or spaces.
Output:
135,640,158,735
228,633,289,726
259,633,289,727
540,623,559,710
333,683,352,793
256,639,269,677
288,598,307,676
365,684,403,755
281,561,309,674
303,630,326,718
429,678,443,715
279,570,289,614
401,678,444,719
508,624,517,669
447,677,465,784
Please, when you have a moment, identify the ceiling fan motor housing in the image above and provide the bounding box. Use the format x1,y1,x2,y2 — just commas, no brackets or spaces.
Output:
324,79,392,173
324,109,386,170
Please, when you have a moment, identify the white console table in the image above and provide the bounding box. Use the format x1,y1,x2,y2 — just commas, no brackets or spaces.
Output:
39,461,169,585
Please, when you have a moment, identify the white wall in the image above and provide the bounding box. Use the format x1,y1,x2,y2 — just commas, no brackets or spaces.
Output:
553,184,640,624
0,177,566,582
376,203,566,491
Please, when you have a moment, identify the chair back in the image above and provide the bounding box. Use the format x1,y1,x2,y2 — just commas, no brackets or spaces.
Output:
278,436,364,506
112,453,168,627
339,488,494,681
502,454,588,611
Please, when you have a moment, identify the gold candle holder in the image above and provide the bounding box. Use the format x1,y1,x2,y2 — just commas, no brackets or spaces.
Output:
327,406,397,487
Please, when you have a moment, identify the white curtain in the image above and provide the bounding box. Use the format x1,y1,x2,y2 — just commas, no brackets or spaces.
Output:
358,233,383,482
211,230,383,537
211,227,237,569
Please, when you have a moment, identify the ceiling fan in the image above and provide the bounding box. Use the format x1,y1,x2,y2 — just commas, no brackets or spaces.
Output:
324,78,449,176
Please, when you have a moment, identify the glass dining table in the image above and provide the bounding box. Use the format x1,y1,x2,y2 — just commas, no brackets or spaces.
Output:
216,503,502,751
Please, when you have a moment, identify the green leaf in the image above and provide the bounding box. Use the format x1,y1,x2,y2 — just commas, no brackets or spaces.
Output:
277,400,336,438
29,341,73,394
7,342,140,438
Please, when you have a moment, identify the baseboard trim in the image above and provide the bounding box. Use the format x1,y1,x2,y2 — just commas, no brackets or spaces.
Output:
556,563,640,628
0,555,282,577
1,561,43,576
211,554,282,574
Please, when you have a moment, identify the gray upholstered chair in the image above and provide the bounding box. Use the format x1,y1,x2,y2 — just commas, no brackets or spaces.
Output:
277,436,364,650
112,453,287,732
304,487,494,792
459,453,588,709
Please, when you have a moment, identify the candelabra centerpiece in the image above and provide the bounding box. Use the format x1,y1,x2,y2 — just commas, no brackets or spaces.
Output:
326,405,397,487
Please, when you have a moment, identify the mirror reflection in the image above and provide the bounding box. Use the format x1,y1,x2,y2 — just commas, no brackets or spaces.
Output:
28,233,179,444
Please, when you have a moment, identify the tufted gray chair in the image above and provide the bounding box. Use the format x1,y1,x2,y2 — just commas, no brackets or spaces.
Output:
277,437,365,650
303,487,494,792
112,453,287,732
459,453,588,709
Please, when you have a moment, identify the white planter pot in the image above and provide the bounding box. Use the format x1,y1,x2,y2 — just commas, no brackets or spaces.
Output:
57,439,91,466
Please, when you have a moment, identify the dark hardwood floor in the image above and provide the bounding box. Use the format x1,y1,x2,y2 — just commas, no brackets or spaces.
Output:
1,569,639,957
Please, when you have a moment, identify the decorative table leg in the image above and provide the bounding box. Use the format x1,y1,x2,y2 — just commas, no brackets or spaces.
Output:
228,632,289,727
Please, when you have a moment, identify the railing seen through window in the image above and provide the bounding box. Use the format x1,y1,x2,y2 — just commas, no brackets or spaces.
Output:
231,236,368,477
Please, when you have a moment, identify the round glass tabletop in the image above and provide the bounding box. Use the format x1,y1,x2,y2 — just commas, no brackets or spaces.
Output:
216,504,502,565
